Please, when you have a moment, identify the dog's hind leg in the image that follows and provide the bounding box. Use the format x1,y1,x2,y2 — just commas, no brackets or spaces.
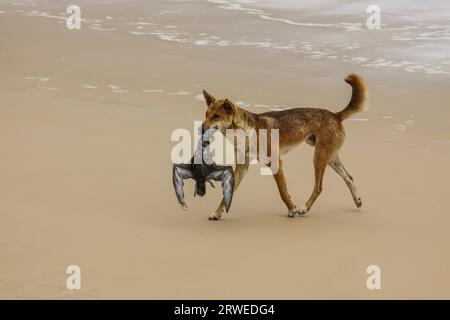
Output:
328,154,362,208
209,163,248,220
271,159,298,217
298,144,332,215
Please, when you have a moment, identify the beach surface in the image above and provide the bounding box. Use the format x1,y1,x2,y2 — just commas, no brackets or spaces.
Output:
1,0,450,299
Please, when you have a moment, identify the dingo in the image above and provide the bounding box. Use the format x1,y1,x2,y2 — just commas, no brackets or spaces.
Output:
201,74,366,220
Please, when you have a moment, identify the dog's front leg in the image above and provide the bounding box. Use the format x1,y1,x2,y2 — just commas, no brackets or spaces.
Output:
209,163,248,220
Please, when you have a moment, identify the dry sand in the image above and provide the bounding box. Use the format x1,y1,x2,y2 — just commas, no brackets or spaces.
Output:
1,0,450,299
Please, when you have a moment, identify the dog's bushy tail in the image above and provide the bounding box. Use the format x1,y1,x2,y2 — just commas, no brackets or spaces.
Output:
336,74,367,121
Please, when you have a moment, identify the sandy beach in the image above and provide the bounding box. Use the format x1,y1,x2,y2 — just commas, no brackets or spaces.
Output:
1,0,450,299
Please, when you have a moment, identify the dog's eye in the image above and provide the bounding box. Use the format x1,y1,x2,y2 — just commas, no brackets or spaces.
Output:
212,114,220,120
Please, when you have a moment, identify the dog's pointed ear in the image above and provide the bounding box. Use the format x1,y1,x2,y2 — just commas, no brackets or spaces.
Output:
223,99,235,115
203,90,215,107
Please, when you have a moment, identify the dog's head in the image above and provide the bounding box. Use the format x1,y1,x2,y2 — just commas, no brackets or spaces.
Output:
201,90,236,132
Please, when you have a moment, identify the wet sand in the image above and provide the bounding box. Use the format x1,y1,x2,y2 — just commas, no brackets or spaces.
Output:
1,0,450,299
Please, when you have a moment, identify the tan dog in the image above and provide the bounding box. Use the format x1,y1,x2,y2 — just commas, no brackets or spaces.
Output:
202,74,366,220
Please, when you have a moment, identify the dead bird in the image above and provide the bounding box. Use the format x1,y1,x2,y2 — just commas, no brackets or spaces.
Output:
172,132,235,212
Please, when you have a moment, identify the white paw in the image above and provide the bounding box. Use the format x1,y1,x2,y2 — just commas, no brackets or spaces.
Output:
287,207,297,218
208,212,221,220
297,206,308,216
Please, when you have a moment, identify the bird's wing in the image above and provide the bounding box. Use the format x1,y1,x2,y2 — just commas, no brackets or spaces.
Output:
207,166,235,213
172,164,193,210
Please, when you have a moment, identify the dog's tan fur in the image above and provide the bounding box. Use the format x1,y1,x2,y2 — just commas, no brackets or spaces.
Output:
202,74,366,220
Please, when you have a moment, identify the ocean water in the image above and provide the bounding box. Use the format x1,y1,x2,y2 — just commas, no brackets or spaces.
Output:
2,0,450,76
219,0,450,21
205,0,450,75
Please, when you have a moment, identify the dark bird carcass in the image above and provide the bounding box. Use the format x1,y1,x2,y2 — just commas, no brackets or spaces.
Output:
172,134,235,212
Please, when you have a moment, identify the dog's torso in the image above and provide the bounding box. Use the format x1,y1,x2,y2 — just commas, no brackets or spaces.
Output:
224,107,345,159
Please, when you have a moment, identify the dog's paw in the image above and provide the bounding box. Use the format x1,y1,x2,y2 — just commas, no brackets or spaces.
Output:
287,207,297,218
208,212,221,221
355,197,362,208
297,206,308,216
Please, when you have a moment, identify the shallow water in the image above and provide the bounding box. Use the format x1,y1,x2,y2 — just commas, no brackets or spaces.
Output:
2,0,449,76
205,0,450,75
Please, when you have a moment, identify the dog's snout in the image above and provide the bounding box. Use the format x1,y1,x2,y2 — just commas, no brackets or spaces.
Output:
201,124,218,134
